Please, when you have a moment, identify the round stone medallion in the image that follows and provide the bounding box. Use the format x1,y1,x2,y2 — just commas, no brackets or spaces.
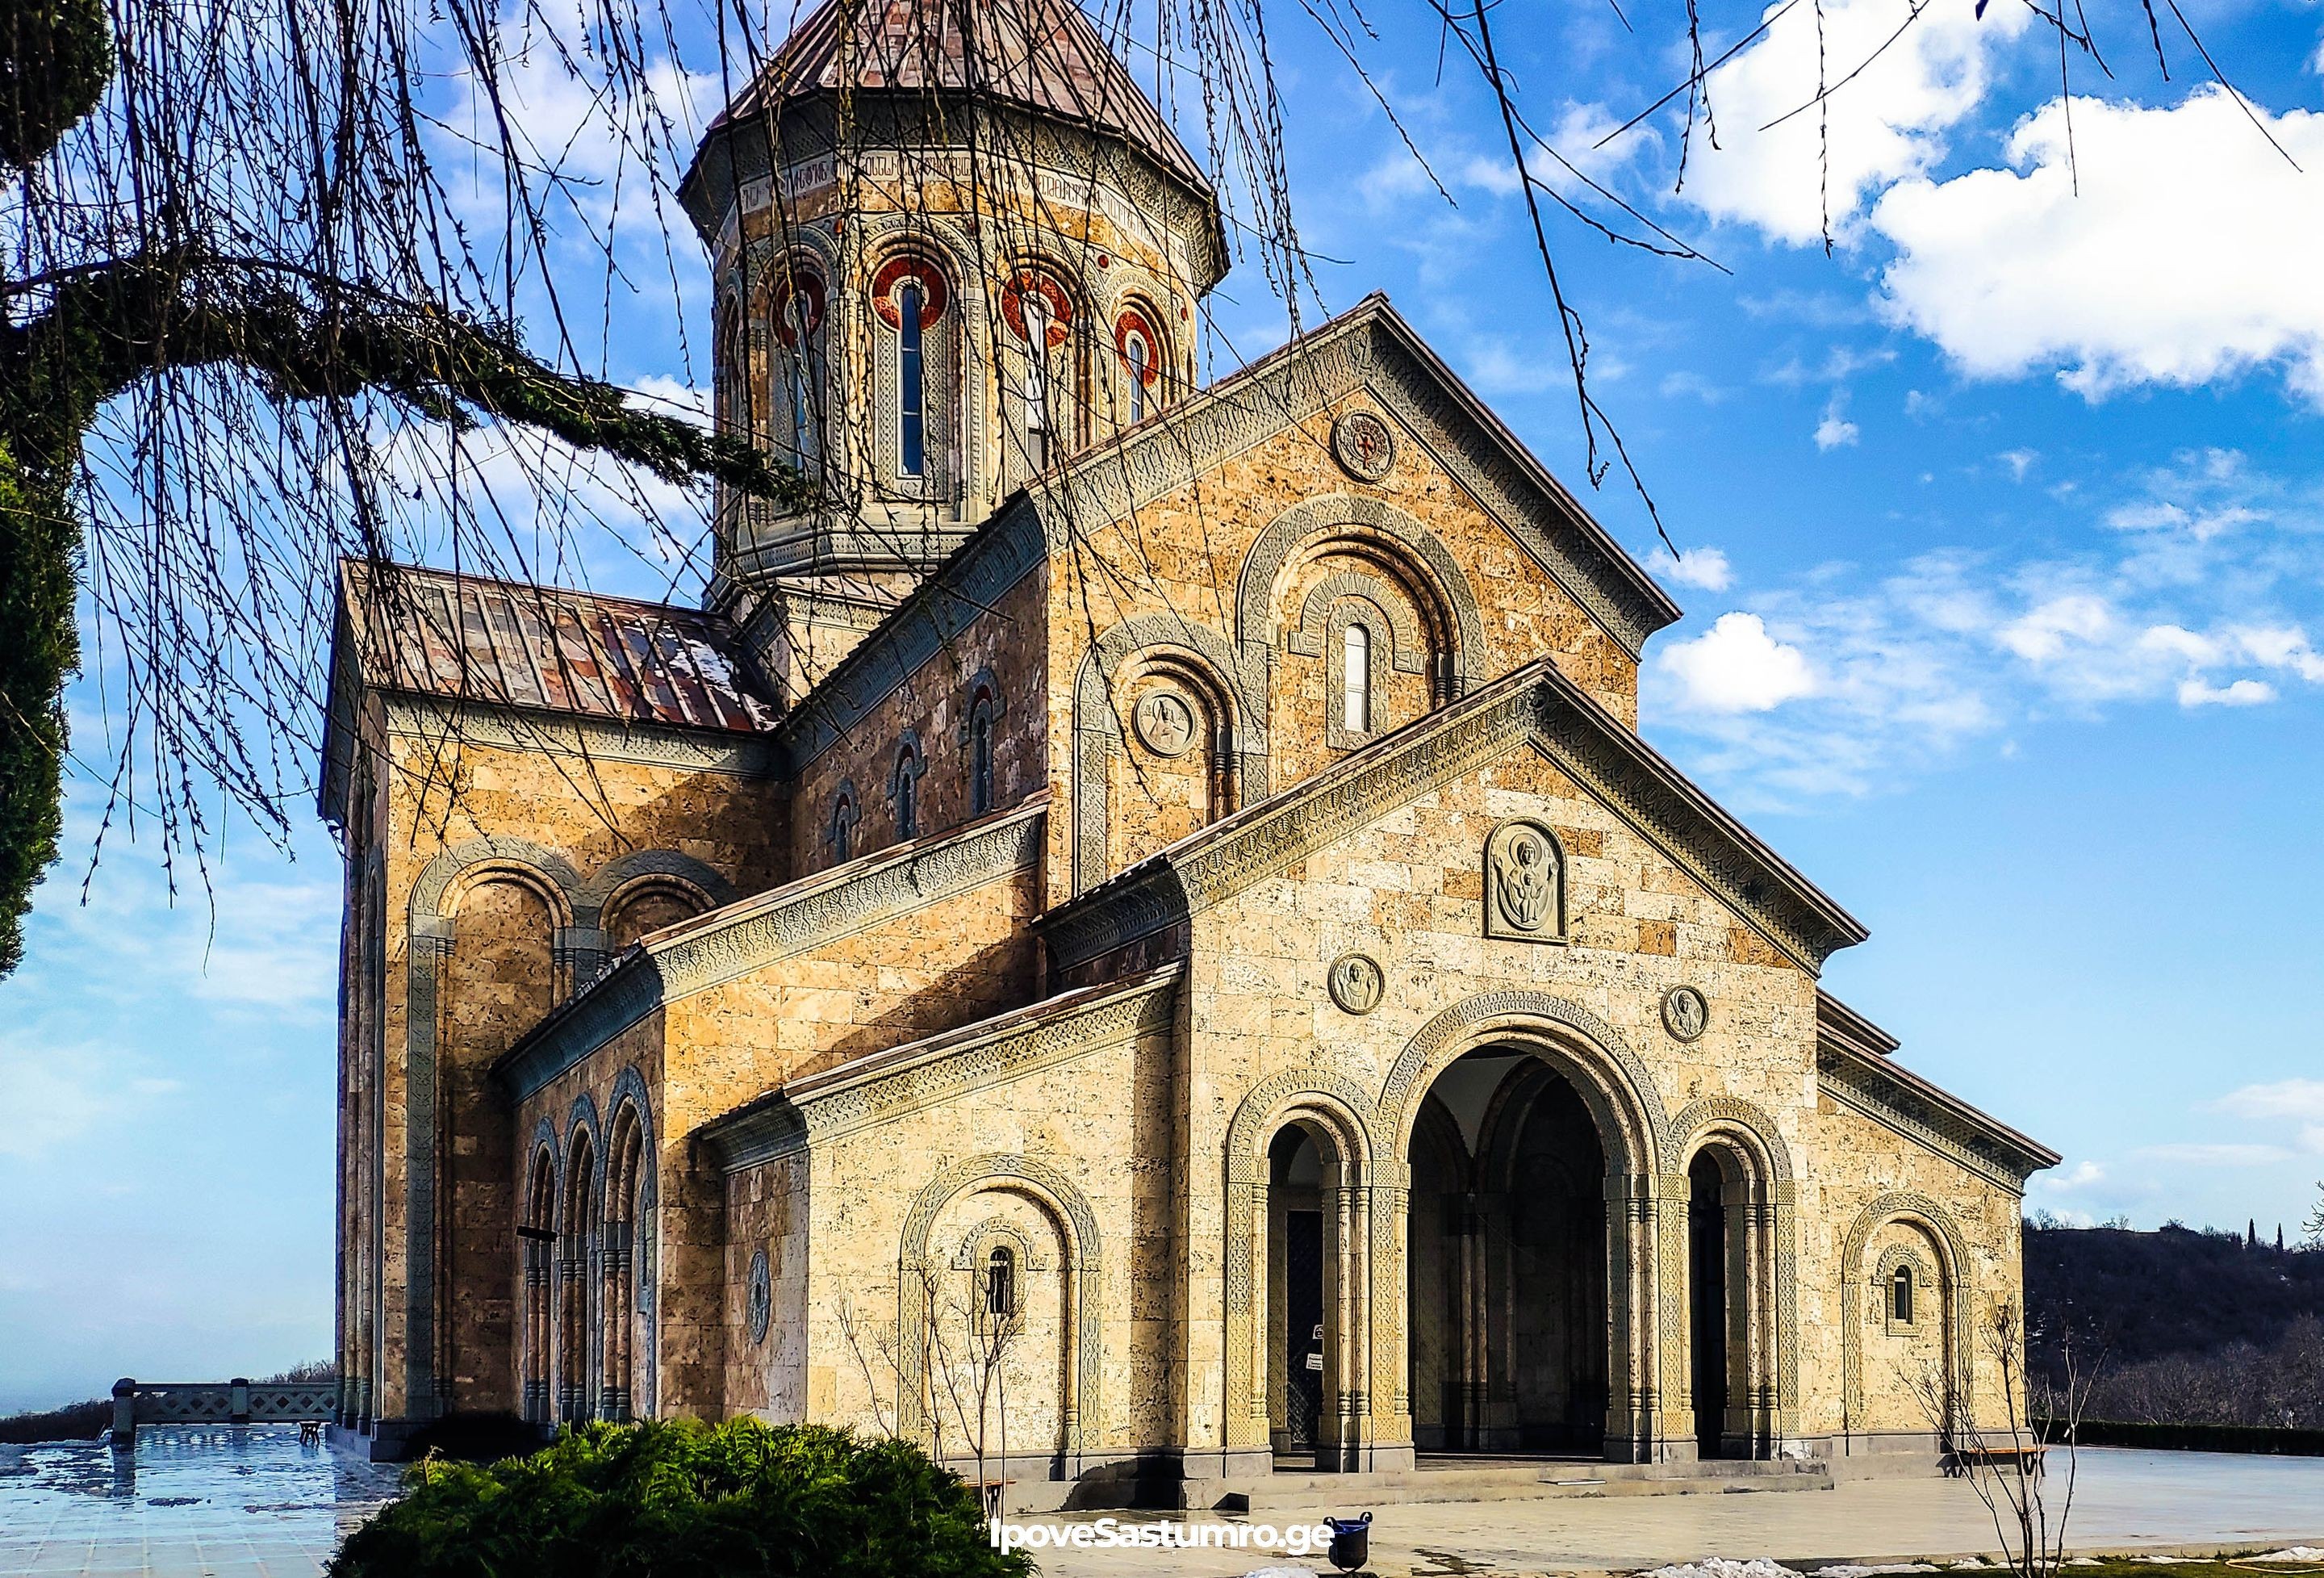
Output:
1331,409,1396,481
1327,952,1385,1015
746,1249,772,1344
1132,687,1198,757
1661,985,1710,1043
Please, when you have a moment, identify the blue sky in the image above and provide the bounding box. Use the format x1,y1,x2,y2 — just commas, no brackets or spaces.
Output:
5,0,2323,1413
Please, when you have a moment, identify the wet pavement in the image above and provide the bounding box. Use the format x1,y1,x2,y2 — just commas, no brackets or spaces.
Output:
0,1434,2318,1576
0,1426,401,1577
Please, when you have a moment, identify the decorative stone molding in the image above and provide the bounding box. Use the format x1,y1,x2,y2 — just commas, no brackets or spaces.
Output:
1668,1096,1801,1442
1046,667,1536,968
1235,494,1480,701
1378,990,1669,1178
1840,1193,1976,1438
1218,1073,1385,1453
1875,1243,1936,1337
1043,662,1867,978
1818,1036,2056,1194
696,968,1180,1170
495,804,1046,1103
1029,303,1677,658
1289,571,1430,675
605,1065,659,1418
383,697,780,778
896,1154,1106,1456
1070,613,1269,894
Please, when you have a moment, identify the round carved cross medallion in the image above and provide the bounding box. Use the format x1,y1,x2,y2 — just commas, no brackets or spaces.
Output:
1331,409,1396,481
1661,985,1710,1043
1327,952,1385,1015
746,1249,772,1344
1132,687,1198,757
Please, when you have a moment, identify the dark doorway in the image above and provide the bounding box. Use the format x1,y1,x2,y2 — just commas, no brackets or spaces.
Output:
1407,1051,1607,1455
1688,1153,1728,1458
1283,1209,1324,1450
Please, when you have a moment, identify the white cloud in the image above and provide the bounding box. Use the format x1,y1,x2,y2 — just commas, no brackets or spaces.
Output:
1998,449,2039,483
1813,394,1859,450
2214,1078,2324,1123
1647,545,1735,592
1997,593,2113,663
1677,0,2030,245
1653,612,1816,712
1873,88,2324,404
1639,448,2324,803
2178,676,2276,708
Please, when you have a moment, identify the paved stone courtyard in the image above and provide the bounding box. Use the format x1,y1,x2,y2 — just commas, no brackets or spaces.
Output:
0,1426,398,1578
1,1433,2319,1577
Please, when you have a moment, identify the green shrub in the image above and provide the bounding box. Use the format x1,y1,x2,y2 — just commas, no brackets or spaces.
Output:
330,1418,1032,1578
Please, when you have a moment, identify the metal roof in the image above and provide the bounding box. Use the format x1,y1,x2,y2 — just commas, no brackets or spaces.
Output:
341,562,780,735
715,0,1211,195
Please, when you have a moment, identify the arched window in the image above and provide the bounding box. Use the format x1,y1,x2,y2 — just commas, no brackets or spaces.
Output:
971,709,995,814
831,786,859,863
1114,307,1163,429
1022,292,1053,471
1891,1263,1915,1326
1342,622,1372,735
985,1246,1016,1319
895,751,918,839
772,270,826,469
871,257,951,491
961,671,1004,817
898,280,924,476
888,733,926,842
1006,270,1075,475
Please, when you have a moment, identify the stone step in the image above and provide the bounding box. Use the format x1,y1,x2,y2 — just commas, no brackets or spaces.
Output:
1217,1456,1833,1511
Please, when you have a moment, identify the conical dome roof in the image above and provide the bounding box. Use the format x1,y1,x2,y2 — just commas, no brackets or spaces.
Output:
712,0,1211,197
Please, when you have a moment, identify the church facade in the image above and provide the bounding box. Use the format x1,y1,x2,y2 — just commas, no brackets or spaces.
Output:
320,0,2057,1504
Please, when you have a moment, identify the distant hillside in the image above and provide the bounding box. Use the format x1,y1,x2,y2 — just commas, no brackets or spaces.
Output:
2024,1221,2324,1428
2025,1221,2324,1365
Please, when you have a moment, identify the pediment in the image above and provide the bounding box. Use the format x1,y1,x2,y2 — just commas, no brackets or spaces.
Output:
1038,659,1866,976
1028,295,1681,659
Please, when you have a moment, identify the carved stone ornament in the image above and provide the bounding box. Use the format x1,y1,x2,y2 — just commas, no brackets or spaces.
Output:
1331,409,1396,482
746,1249,772,1344
1131,687,1198,757
1661,985,1709,1043
1482,818,1565,943
1326,952,1384,1015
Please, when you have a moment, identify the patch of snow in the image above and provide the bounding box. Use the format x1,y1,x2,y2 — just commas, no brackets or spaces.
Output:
1643,1560,1802,1578
1814,1565,1939,1576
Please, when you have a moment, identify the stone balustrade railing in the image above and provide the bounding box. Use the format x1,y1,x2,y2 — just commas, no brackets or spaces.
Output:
108,1378,338,1445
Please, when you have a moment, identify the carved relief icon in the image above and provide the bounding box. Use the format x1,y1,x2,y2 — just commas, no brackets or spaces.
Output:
1483,818,1565,942
1331,409,1396,482
1132,687,1198,757
1661,985,1709,1042
1327,952,1384,1015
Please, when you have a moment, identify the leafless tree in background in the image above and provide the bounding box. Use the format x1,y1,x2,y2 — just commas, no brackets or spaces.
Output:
0,0,2280,976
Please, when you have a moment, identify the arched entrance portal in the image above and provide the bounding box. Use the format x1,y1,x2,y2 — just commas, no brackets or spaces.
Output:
1407,1049,1610,1454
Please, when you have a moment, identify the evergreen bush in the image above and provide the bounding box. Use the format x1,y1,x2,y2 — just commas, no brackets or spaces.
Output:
329,1418,1030,1578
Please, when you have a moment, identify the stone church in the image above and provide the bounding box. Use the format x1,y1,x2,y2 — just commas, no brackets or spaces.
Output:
320,0,2058,1503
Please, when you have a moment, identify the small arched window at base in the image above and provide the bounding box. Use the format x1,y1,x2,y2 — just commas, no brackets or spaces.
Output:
1891,1264,1915,1328
985,1246,1017,1320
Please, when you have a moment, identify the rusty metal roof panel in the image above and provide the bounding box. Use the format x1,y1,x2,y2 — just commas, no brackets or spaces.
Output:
342,562,780,736
719,0,1211,196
